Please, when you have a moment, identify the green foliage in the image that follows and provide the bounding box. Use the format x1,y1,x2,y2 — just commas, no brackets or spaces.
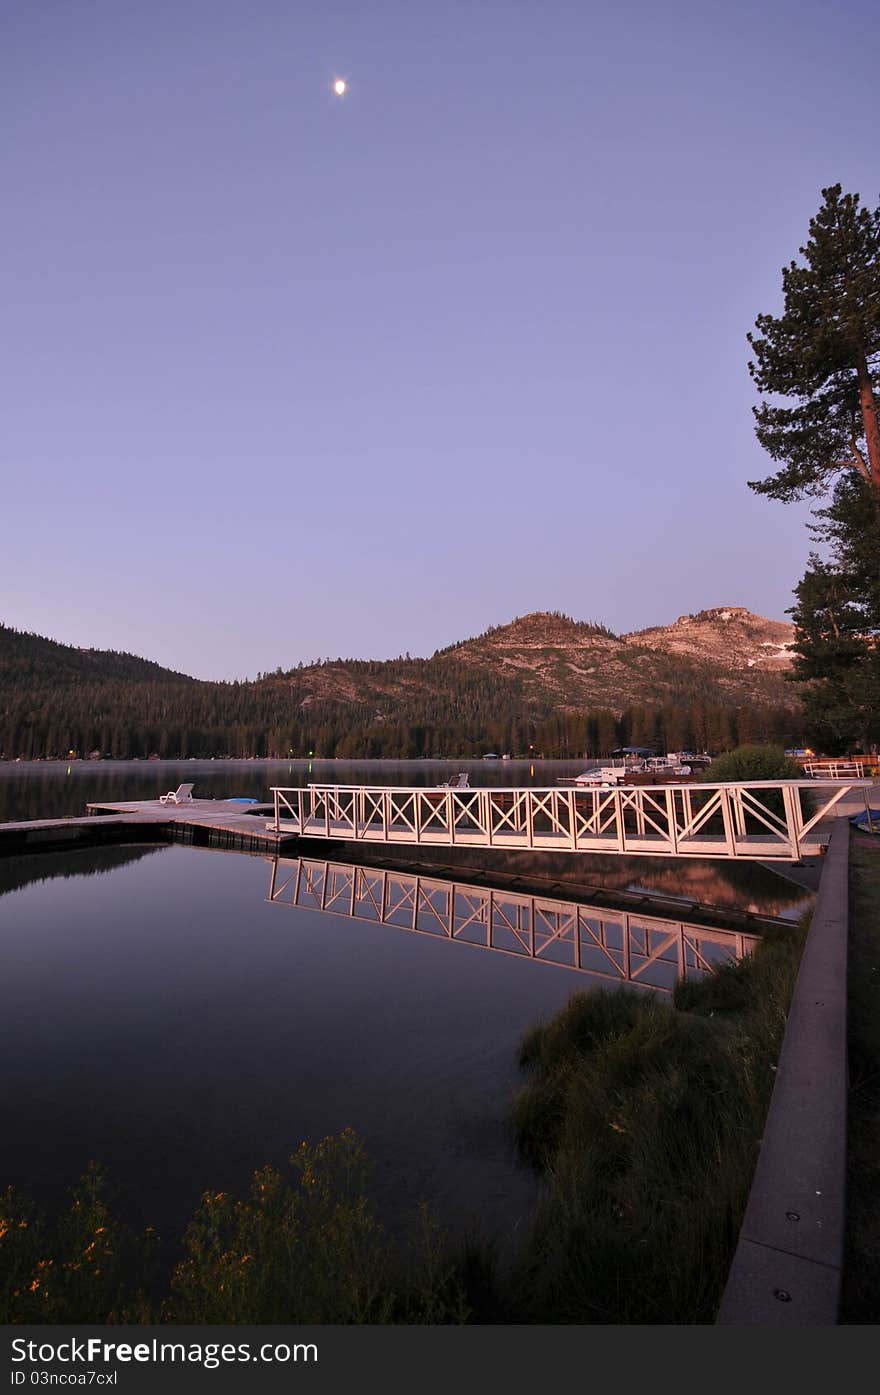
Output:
519,987,652,1076
700,743,804,783
508,916,808,1323
0,1134,471,1326
748,184,880,502
0,1162,158,1323
699,744,806,825
787,475,880,751
171,1130,394,1323
0,621,803,761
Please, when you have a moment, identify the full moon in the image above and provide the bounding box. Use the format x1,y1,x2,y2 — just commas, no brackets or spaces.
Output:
333,78,347,96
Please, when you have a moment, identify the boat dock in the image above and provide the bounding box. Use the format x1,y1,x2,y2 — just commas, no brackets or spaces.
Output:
0,800,287,858
0,776,873,864
270,780,874,862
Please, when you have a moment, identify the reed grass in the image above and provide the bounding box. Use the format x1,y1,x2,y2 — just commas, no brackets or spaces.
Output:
507,912,809,1323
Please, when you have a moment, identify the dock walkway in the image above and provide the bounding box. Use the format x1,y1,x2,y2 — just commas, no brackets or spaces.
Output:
0,800,285,857
269,780,874,863
1,778,874,863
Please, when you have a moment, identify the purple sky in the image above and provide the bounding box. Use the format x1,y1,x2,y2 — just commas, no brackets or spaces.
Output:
2,0,877,680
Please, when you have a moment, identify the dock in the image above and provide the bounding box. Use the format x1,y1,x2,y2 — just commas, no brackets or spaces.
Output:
269,780,875,862
89,799,290,853
0,775,873,865
0,800,288,858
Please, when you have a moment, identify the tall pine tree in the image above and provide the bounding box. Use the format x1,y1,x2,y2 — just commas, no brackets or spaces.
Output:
787,475,880,752
748,184,880,502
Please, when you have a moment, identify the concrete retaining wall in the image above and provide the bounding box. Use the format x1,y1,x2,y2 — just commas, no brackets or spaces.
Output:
717,820,849,1324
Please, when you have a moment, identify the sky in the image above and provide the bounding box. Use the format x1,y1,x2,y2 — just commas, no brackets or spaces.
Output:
2,0,877,680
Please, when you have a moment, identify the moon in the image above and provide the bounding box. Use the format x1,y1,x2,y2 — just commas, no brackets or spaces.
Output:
333,78,347,96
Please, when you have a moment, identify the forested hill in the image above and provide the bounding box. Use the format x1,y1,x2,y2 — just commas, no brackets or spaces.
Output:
0,624,194,686
0,610,804,761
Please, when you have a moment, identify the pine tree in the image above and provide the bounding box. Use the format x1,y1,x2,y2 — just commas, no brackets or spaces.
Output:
787,474,880,751
748,184,880,502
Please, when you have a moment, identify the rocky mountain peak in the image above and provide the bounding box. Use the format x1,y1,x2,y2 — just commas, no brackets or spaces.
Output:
624,607,795,670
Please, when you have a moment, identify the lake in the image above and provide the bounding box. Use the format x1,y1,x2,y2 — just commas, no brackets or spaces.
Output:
1,840,588,1252
0,760,813,1261
0,758,813,917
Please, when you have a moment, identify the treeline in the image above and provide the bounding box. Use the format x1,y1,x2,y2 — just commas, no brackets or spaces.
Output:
0,622,804,761
0,680,802,763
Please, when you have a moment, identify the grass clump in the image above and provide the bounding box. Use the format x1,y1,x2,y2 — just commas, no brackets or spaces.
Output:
508,913,809,1323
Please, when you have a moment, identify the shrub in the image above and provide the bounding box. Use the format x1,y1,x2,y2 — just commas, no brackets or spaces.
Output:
700,743,804,784
509,912,809,1323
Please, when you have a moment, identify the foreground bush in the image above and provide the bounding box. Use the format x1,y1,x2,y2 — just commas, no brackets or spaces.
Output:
509,915,808,1323
0,1133,471,1325
700,743,804,784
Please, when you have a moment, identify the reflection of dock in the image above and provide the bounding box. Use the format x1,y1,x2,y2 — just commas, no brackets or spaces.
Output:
267,856,763,993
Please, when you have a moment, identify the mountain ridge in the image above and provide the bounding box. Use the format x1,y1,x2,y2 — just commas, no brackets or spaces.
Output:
0,608,802,760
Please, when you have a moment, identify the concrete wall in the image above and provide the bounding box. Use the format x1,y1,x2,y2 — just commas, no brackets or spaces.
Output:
717,820,849,1324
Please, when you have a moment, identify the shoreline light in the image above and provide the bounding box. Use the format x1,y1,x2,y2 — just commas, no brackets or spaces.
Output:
333,78,347,96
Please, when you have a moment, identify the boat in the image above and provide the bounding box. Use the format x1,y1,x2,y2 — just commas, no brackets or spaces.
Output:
558,750,712,787
557,764,627,787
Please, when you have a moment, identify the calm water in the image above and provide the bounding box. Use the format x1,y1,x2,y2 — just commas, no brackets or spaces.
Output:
0,758,570,823
0,841,586,1250
0,760,813,1255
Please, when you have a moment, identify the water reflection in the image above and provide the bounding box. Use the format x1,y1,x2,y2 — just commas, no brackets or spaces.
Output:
0,759,617,824
267,856,763,993
0,844,164,900
297,841,815,923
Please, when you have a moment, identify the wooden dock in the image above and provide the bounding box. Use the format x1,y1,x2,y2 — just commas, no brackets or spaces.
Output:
87,799,290,853
0,800,289,858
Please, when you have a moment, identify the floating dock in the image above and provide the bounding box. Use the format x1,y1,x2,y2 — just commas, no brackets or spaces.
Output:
0,800,287,858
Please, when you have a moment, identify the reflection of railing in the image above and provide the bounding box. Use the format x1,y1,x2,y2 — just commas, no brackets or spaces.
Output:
267,856,762,992
269,780,873,861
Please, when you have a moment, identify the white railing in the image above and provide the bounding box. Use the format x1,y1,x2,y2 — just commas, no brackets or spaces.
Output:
267,856,762,991
269,779,874,861
802,759,873,779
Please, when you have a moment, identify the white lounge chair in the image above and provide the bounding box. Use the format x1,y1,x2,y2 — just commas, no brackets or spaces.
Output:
441,772,470,789
159,782,195,805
